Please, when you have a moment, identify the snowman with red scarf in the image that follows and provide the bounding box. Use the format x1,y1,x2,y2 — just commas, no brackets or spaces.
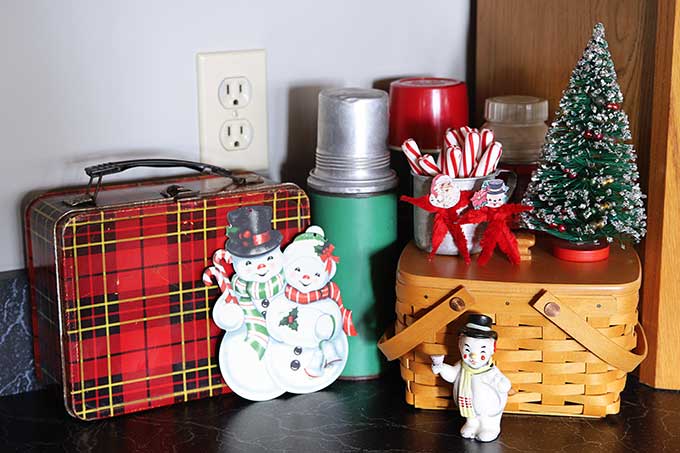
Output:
265,226,357,393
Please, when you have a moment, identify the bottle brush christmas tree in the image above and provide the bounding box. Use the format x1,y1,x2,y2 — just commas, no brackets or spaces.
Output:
521,23,646,246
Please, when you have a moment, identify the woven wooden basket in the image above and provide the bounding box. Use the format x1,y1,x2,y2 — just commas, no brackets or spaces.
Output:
378,241,647,418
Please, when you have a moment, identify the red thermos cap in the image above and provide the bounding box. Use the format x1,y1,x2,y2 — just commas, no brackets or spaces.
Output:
388,77,469,153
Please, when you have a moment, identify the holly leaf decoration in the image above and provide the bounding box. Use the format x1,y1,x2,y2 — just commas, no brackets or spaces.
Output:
314,241,330,258
279,307,299,331
226,224,239,237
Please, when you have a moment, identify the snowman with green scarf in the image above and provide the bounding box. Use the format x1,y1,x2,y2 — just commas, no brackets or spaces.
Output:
265,226,356,394
211,206,286,401
431,314,511,442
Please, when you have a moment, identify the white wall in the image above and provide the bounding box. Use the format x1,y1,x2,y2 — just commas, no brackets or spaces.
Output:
0,0,470,271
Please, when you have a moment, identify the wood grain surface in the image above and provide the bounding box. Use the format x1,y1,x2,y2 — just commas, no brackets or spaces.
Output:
638,0,680,389
398,239,640,289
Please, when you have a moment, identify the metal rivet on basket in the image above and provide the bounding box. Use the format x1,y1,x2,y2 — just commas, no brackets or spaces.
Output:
505,301,510,306
596,303,602,308
544,302,561,317
449,297,465,311
424,295,429,300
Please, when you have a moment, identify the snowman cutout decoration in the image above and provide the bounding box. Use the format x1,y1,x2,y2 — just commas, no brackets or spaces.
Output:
208,206,286,401
265,226,357,394
431,314,511,442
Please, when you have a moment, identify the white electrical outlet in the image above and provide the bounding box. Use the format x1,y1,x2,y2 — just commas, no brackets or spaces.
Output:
218,77,251,109
219,119,253,151
197,49,268,171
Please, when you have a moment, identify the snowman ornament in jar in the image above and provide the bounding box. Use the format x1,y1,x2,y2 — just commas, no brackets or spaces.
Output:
431,314,511,442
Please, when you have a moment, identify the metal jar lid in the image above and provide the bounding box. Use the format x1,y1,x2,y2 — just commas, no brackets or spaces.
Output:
307,88,397,195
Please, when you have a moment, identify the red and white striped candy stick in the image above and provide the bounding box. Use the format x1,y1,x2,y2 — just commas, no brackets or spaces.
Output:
473,142,503,177
202,249,238,304
461,131,480,177
479,129,495,162
461,126,476,145
418,154,440,176
437,150,447,175
438,147,450,176
443,146,463,177
401,139,425,175
445,127,466,148
444,128,460,148
452,146,465,177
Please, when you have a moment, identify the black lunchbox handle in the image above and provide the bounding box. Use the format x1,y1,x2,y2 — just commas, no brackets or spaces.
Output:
85,159,235,179
66,158,248,207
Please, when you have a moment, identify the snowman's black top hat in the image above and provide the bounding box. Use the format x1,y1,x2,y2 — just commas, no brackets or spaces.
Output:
226,206,283,257
459,314,498,340
486,179,508,196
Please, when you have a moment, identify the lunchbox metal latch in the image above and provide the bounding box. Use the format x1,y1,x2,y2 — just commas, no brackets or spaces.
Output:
161,184,199,200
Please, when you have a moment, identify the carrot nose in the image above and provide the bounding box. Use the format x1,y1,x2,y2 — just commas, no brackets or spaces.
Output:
470,352,477,359
257,263,266,270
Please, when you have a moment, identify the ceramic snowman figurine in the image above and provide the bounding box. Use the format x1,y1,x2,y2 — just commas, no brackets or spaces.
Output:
210,206,286,401
431,314,511,442
265,226,357,394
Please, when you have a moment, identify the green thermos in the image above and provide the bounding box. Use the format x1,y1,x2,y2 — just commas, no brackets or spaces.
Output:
307,88,398,379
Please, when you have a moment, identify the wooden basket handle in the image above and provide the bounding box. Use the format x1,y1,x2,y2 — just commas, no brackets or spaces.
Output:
532,290,648,372
377,287,475,361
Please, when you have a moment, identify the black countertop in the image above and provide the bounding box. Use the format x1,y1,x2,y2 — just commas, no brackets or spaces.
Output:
1,368,679,453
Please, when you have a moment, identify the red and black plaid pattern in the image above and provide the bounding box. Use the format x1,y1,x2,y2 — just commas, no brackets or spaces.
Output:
25,197,67,387
26,178,309,420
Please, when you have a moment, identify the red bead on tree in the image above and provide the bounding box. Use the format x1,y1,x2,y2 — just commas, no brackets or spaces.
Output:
606,102,621,111
558,225,567,232
562,168,578,179
584,130,595,139
595,132,604,140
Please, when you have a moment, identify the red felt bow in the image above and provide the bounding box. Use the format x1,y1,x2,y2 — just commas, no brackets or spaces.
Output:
400,190,474,263
319,243,340,273
458,204,533,265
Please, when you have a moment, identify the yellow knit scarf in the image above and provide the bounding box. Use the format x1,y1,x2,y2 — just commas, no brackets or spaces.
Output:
458,361,494,418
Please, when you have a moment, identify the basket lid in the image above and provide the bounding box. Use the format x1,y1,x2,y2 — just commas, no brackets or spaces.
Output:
397,237,640,290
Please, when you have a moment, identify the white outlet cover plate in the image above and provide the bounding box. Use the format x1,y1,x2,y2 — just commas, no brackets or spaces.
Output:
197,49,268,171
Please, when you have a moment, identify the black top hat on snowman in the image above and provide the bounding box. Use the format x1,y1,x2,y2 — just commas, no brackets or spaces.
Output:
485,179,508,195
459,314,498,340
226,206,283,257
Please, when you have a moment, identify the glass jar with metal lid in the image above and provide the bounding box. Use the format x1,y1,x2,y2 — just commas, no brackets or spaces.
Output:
483,95,548,201
482,95,548,164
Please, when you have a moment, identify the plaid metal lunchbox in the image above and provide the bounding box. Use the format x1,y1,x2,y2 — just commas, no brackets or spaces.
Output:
24,159,310,420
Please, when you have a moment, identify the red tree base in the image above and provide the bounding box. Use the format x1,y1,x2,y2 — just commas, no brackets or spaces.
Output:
552,239,610,262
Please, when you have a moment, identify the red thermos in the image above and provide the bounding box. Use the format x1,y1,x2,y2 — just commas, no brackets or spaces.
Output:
388,77,469,153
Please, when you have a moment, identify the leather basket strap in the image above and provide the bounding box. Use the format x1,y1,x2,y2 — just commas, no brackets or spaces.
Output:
532,290,648,372
378,287,475,361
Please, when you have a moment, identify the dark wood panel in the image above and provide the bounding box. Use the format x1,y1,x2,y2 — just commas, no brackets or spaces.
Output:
639,0,680,389
474,0,656,193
